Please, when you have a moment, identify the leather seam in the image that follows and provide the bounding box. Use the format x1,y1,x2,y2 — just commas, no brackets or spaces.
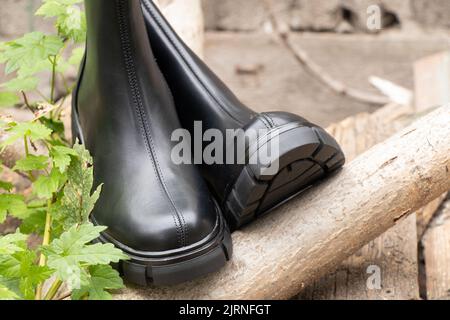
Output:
257,114,271,130
151,47,190,244
142,0,246,127
262,113,276,128
116,0,186,247
91,206,222,259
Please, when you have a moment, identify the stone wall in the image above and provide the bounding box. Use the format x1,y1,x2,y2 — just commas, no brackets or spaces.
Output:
202,0,450,33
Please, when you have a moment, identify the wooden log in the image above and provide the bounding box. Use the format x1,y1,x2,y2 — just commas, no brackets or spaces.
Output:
298,104,421,300
115,105,450,300
294,50,450,300
422,196,450,300
413,52,449,237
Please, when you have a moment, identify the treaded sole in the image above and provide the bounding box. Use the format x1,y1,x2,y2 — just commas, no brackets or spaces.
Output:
223,124,345,230
106,218,232,286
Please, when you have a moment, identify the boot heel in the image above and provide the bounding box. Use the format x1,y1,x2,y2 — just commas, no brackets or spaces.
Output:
224,124,345,230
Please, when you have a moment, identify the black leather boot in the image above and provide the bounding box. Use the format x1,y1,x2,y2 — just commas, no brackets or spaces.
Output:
141,0,346,230
72,0,232,286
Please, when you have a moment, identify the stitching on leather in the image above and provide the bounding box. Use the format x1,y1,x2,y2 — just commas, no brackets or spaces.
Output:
116,0,186,247
151,47,190,244
258,114,271,129
263,113,276,127
142,0,246,127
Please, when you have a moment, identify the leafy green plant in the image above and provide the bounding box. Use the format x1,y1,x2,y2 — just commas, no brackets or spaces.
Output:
0,0,129,300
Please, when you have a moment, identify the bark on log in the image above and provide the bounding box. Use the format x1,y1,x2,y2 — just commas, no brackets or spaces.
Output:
116,105,450,300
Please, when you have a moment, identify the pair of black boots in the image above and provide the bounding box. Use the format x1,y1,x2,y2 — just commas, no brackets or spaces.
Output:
73,0,345,286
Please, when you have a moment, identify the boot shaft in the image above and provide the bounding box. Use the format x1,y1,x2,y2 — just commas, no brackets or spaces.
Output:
84,0,152,79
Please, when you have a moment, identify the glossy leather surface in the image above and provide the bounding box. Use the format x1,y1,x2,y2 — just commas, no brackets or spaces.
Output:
75,0,218,253
141,0,314,202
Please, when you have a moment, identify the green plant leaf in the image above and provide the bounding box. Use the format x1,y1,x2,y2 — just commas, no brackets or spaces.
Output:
54,143,102,228
42,223,128,283
2,122,52,147
73,243,129,265
39,117,65,137
36,1,66,17
0,92,19,108
0,194,27,223
0,32,63,77
0,232,27,255
71,265,124,300
19,208,47,235
0,284,19,300
0,255,20,278
60,6,86,42
0,181,14,192
36,0,86,43
13,155,49,172
1,77,39,92
33,167,66,199
0,250,53,300
0,276,21,300
50,145,77,173
36,0,83,17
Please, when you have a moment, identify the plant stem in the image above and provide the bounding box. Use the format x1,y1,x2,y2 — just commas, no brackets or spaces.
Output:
21,91,34,115
23,136,35,181
50,55,57,104
40,199,53,261
60,73,70,95
23,136,29,157
35,199,53,300
44,279,63,300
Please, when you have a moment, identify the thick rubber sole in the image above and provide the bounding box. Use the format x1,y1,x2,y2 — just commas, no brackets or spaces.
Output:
223,124,345,230
71,98,232,286
96,213,232,286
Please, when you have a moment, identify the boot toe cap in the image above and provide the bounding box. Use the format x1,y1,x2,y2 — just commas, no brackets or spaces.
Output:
92,191,220,254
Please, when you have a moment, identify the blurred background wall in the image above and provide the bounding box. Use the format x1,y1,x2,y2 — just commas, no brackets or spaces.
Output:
0,0,204,56
0,0,449,126
202,0,450,33
1,0,449,41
